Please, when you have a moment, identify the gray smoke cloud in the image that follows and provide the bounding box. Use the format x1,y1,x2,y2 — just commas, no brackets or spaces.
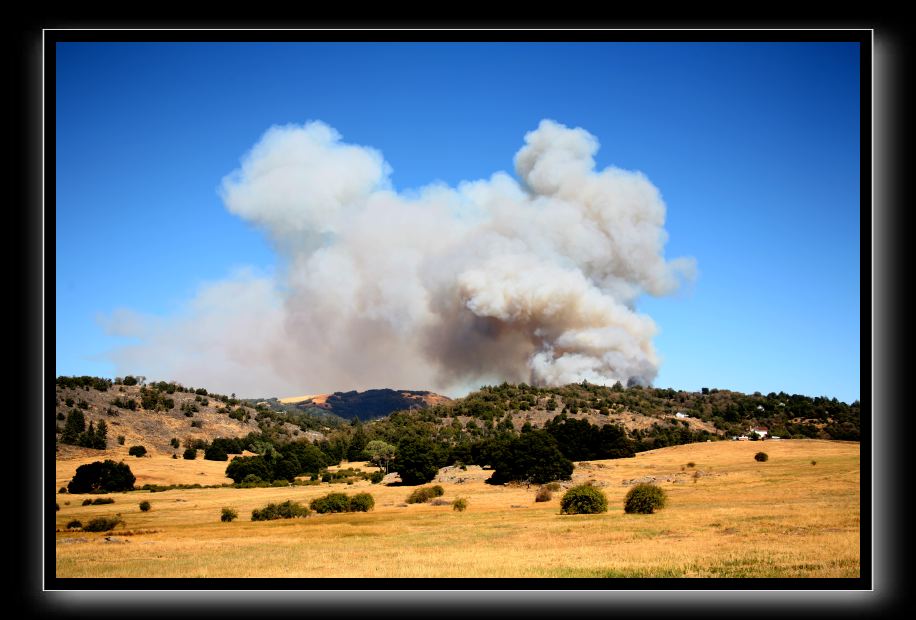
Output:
104,119,695,397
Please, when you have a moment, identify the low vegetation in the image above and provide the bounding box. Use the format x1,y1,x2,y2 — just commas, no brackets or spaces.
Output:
623,483,667,514
755,452,769,462
82,516,123,532
560,484,608,515
405,485,445,504
251,500,311,521
309,492,375,513
220,507,238,522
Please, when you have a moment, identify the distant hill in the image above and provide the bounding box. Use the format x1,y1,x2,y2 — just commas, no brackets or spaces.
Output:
54,376,329,456
271,389,451,421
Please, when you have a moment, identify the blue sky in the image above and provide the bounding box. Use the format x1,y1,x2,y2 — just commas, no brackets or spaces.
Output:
55,41,861,402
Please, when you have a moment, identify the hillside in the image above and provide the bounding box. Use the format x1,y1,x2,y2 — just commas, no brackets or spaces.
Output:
54,377,326,456
363,381,860,452
272,388,451,421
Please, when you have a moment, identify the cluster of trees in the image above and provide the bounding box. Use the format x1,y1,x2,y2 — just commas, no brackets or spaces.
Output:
139,387,175,412
59,409,107,449
56,376,112,392
67,460,135,493
224,441,331,483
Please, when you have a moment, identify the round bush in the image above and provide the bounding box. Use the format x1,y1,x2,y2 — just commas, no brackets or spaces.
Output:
310,492,351,514
754,452,769,462
183,447,197,460
128,445,147,458
220,507,238,522
452,497,468,512
560,484,608,515
623,483,667,514
139,500,151,512
66,520,82,529
535,487,553,502
348,493,375,512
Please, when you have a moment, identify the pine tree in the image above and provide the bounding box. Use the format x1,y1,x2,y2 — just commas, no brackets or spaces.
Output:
61,409,86,445
94,419,108,449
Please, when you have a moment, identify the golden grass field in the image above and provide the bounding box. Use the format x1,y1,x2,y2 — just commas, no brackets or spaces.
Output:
54,439,859,578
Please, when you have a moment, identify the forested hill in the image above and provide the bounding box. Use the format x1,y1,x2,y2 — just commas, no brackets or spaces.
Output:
396,381,861,446
265,389,451,422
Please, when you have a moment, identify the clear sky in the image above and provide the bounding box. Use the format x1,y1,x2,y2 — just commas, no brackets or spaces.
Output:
55,41,861,403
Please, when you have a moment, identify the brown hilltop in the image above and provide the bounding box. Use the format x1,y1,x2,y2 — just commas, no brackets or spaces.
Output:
54,382,322,457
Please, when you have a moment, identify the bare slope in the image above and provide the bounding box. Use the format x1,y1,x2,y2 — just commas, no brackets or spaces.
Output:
55,383,320,456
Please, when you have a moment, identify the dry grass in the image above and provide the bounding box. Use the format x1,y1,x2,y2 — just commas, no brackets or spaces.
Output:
55,439,859,578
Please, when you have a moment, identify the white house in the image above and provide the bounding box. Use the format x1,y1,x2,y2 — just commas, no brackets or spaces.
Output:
675,412,689,419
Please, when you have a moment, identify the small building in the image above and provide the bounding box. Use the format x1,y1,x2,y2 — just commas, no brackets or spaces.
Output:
675,412,689,419
735,435,749,441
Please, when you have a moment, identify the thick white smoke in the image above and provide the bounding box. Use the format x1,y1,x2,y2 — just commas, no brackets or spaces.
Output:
105,119,694,397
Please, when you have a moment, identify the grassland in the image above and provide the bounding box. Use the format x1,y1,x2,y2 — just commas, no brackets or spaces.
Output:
55,439,859,578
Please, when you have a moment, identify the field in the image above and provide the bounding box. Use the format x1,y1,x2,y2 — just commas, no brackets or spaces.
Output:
54,439,859,578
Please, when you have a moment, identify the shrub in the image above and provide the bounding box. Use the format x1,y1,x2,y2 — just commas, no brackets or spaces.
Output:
66,520,82,529
321,473,332,483
117,435,125,445
309,492,351,514
623,483,667,514
56,503,60,511
139,501,151,512
535,487,553,502
83,516,122,532
58,487,68,494
406,485,445,504
68,460,135,493
191,420,203,428
560,484,609,515
686,462,696,468
183,447,197,460
128,445,147,457
452,497,468,512
369,470,384,484
82,499,92,506
170,438,180,449
348,493,375,512
754,452,769,462
811,460,817,466
543,481,563,492
89,497,114,505
220,507,238,522
251,500,311,521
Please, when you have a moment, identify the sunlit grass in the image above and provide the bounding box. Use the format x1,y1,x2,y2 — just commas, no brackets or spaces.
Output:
56,439,859,578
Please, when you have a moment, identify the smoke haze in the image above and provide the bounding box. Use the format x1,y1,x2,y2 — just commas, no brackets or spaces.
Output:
105,120,695,397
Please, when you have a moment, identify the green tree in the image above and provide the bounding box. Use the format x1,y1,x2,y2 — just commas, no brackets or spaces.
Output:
67,460,135,493
365,440,396,473
489,431,573,485
393,435,443,485
61,409,86,445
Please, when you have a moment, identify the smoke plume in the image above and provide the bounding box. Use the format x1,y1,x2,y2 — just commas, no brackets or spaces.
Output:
105,120,694,396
